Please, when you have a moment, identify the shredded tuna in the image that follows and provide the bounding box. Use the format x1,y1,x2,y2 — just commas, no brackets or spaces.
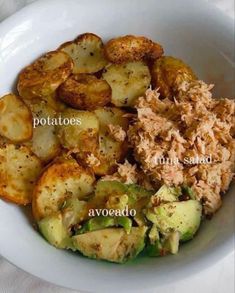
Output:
128,80,235,215
102,160,138,184
85,153,100,167
108,124,126,142
102,160,154,190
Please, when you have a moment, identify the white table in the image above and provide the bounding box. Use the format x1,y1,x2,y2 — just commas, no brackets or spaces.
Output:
0,0,234,292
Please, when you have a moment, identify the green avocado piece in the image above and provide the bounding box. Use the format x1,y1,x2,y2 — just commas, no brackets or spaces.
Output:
146,230,180,256
106,193,129,210
93,180,154,227
163,231,180,254
148,224,160,244
72,227,147,263
126,184,154,201
38,213,74,249
90,180,128,211
77,216,115,234
116,216,132,233
126,184,154,226
181,185,195,200
95,180,154,204
77,216,132,234
151,185,181,203
146,240,163,256
146,225,162,256
146,200,202,241
61,197,88,228
95,180,127,202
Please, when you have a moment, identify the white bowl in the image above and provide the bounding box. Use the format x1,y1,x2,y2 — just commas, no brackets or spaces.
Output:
0,0,234,291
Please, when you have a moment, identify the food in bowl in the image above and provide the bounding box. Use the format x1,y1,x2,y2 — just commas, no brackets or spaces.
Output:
0,33,234,263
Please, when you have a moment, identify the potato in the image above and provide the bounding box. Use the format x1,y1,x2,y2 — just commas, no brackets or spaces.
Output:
58,74,111,110
59,33,107,74
104,35,163,64
0,94,32,142
95,107,129,130
91,107,129,175
103,61,151,107
17,51,73,100
0,135,9,147
43,92,68,112
24,100,61,163
56,109,99,152
151,56,197,98
0,144,42,205
32,158,95,221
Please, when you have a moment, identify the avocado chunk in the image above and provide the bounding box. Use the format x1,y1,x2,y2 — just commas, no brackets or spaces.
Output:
116,216,132,233
163,231,180,254
126,183,154,226
151,185,181,204
146,240,163,257
146,225,162,256
95,180,154,204
146,200,202,241
61,197,88,228
38,213,74,249
92,180,154,227
126,184,154,201
148,224,160,244
180,185,195,200
146,230,180,256
78,216,115,233
95,180,127,203
77,216,132,234
73,227,147,263
88,180,129,211
105,193,129,210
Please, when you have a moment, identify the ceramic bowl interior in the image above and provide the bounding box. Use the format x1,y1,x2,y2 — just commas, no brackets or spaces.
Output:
0,0,234,291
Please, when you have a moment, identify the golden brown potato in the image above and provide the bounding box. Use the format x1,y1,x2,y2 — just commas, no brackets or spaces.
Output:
102,61,151,107
24,100,61,163
17,51,73,100
0,94,33,142
56,109,99,152
90,107,129,175
43,92,68,112
59,33,108,74
0,135,9,147
58,74,111,110
104,35,163,64
151,56,197,98
32,158,95,221
0,144,42,205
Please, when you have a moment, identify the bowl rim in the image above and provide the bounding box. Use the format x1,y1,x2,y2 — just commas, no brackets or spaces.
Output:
0,0,234,291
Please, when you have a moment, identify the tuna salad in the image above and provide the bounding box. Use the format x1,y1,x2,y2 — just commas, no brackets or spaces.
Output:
128,80,235,215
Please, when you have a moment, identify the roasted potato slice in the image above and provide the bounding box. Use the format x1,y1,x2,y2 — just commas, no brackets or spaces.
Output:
43,92,68,112
17,51,73,100
0,144,42,205
24,100,61,163
103,61,151,107
32,158,95,221
0,135,9,147
151,56,197,98
58,74,111,110
59,33,107,74
0,94,32,142
56,109,99,152
104,35,163,64
91,107,129,175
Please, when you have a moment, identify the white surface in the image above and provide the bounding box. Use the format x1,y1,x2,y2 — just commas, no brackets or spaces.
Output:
0,0,234,292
